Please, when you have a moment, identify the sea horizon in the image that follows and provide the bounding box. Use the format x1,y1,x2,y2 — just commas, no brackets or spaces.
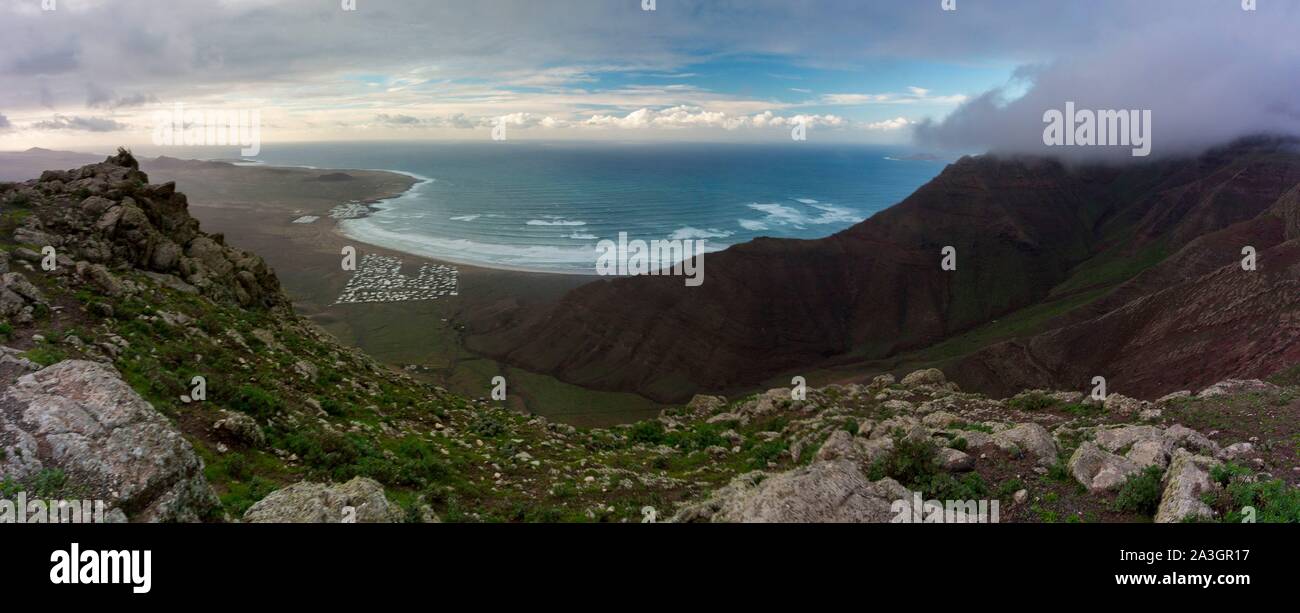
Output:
124,141,948,274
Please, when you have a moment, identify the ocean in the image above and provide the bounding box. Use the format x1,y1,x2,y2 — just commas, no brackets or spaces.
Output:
231,142,943,274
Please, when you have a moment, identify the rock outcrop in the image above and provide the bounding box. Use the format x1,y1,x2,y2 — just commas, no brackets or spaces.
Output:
243,477,404,523
1,149,284,309
665,368,1289,523
0,359,218,522
1155,449,1219,523
1069,442,1140,493
673,460,909,523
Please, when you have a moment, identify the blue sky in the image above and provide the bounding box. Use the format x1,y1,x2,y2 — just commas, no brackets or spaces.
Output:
0,0,1296,154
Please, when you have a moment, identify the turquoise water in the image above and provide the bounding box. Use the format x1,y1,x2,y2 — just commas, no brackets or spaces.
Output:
240,142,943,274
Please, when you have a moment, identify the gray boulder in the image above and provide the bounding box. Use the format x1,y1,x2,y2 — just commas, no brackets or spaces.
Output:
900,368,946,387
993,423,1058,467
1068,442,1140,493
0,360,218,522
1155,449,1218,523
1196,379,1278,399
1093,425,1163,453
243,477,404,523
672,460,909,523
212,410,265,447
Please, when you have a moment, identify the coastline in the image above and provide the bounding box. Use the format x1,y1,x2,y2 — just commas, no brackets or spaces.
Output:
138,157,665,426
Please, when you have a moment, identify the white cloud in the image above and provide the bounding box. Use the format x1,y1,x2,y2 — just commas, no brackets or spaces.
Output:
819,90,968,106
864,116,912,131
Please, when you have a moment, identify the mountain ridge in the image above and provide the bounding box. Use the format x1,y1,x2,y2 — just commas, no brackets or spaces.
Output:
468,136,1300,403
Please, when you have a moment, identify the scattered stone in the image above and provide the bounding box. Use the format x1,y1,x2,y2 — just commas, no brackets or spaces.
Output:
1155,449,1219,523
243,477,404,523
684,394,725,417
1103,393,1148,417
1155,390,1192,404
900,368,946,387
672,460,909,523
1197,379,1278,399
1219,442,1254,460
1126,440,1169,470
937,447,974,472
992,423,1058,467
1069,442,1140,493
212,410,266,447
293,360,319,381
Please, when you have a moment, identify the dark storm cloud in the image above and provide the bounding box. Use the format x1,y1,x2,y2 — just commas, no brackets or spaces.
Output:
32,115,128,132
914,2,1300,159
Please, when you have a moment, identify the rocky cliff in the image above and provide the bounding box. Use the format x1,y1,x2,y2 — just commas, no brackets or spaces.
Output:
468,137,1300,404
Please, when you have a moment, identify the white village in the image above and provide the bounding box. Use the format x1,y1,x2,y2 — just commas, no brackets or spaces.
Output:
329,201,374,220
335,254,459,304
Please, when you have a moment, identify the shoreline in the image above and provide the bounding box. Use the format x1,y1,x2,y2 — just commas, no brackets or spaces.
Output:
137,157,665,426
337,176,602,277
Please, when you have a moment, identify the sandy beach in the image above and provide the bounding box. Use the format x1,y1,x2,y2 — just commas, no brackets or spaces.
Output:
141,157,665,426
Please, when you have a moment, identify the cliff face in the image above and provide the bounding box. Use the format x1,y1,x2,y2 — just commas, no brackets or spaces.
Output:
468,138,1300,403
950,185,1300,398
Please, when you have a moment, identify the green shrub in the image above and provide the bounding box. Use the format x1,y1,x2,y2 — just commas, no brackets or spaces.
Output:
867,435,939,488
995,478,1025,500
627,420,666,445
1224,478,1300,523
468,411,509,438
1114,466,1165,516
1008,392,1059,412
921,472,989,501
22,346,66,367
5,191,31,207
228,384,282,418
320,398,347,417
745,439,788,469
1210,462,1250,486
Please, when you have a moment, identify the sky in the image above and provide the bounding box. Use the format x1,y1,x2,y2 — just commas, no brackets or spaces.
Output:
1,0,1298,157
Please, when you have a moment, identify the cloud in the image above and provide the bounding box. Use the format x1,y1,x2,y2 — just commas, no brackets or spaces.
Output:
581,107,848,131
0,113,11,130
819,90,967,106
31,114,128,132
0,0,1293,149
914,5,1300,160
375,113,424,126
358,106,895,135
86,83,158,109
8,44,79,76
864,117,912,131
